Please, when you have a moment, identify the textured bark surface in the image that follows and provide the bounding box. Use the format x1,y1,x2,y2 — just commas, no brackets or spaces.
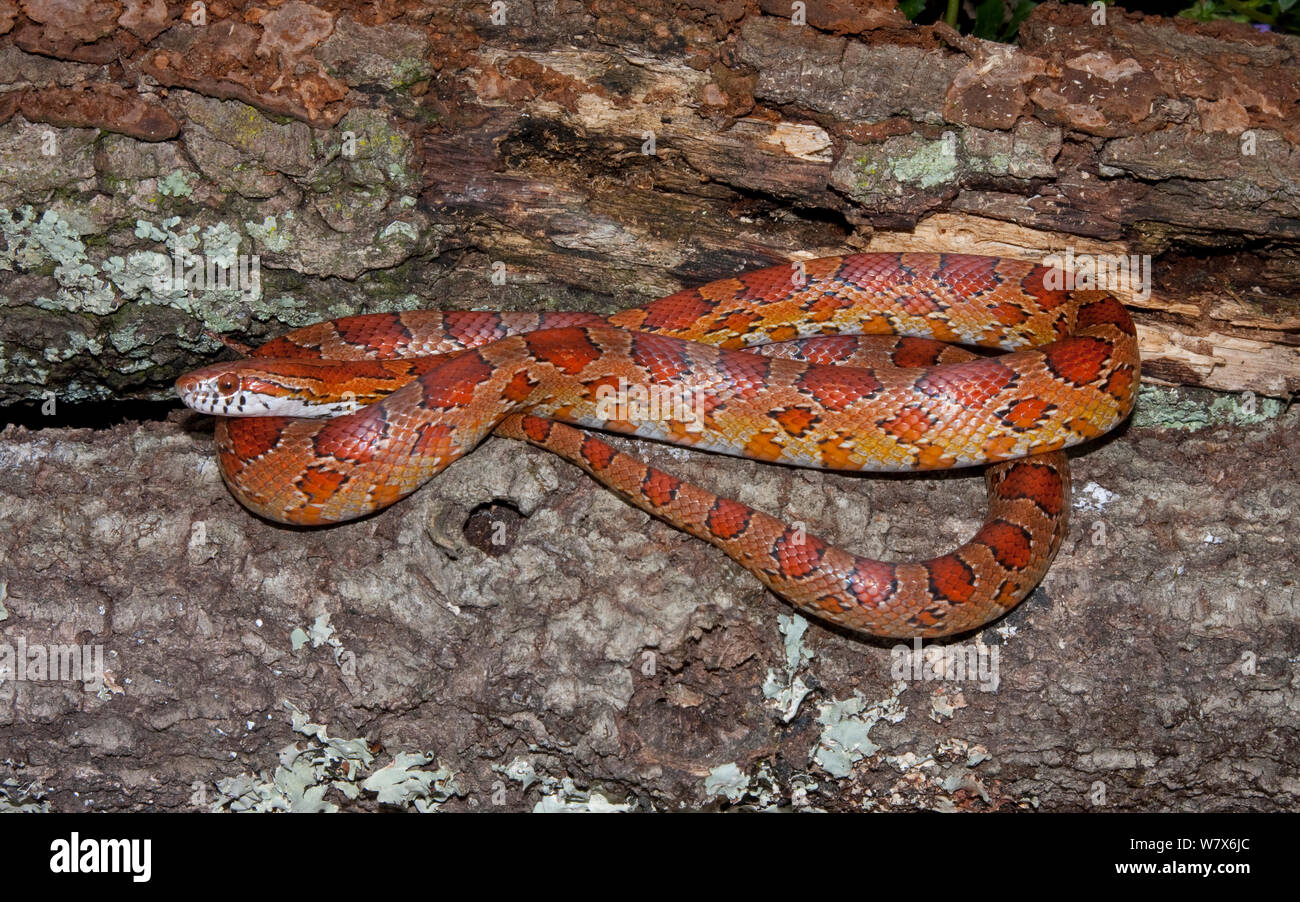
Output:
0,0,1297,406
1,401,1297,811
0,1,1297,811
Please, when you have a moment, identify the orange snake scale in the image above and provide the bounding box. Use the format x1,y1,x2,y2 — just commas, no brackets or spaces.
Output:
176,253,1139,638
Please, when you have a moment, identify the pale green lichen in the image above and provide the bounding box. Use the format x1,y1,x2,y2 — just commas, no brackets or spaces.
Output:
703,761,819,810
201,221,244,268
211,703,461,812
108,251,172,300
392,56,434,88
157,169,195,198
498,757,632,811
704,763,749,803
245,213,294,253
0,777,49,812
532,778,632,812
307,612,338,647
324,108,420,194
361,752,460,811
2,208,118,314
231,102,275,148
968,151,1012,175
888,133,960,188
107,321,148,355
810,683,908,778
1131,384,1287,430
761,613,814,723
114,217,260,325
290,612,347,669
380,219,419,244
43,337,102,363
498,756,542,792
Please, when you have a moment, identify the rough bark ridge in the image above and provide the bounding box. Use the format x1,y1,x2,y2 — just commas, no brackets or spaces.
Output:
0,2,1296,811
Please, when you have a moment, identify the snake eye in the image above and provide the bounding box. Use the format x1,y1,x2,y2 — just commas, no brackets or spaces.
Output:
217,373,239,394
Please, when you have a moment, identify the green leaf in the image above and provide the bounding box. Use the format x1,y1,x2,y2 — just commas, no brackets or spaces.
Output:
899,0,928,19
1002,0,1037,41
973,0,1006,40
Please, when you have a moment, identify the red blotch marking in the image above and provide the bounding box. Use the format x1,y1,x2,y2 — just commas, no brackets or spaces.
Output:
629,334,693,384
640,469,681,507
908,609,943,630
743,430,785,462
637,291,716,331
736,266,801,304
835,253,908,290
717,350,771,400
325,359,403,379
217,445,244,478
582,373,623,412
445,311,508,347
335,314,415,356
897,253,943,282
537,312,604,329
420,350,495,409
916,358,1017,408
988,300,1030,325
412,422,455,459
295,465,347,508
314,404,388,464
780,334,857,364
525,327,602,375
994,578,1020,605
772,405,818,438
996,461,1065,516
773,529,827,580
998,398,1056,431
927,555,977,605
502,369,538,403
846,559,897,607
1043,336,1112,387
899,291,943,316
697,277,748,304
225,417,287,461
718,311,761,334
892,336,948,368
580,436,616,471
1021,265,1071,310
796,365,882,411
519,415,553,443
1075,295,1136,335
1103,364,1135,403
940,253,999,289
877,404,935,443
975,519,1033,570
706,498,752,540
817,430,859,469
803,293,851,321
251,337,321,358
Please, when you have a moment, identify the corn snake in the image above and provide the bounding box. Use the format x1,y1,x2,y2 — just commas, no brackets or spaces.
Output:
176,253,1139,638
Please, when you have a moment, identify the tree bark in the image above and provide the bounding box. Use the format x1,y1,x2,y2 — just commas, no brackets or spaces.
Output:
0,1,1296,811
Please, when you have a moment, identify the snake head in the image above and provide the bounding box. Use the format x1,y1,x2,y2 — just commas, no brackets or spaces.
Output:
174,361,363,418
175,363,277,416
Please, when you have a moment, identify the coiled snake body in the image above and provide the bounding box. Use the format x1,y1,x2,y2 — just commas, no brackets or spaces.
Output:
177,253,1139,638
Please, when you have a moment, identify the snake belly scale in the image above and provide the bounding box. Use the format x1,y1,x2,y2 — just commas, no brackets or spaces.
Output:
176,253,1139,638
